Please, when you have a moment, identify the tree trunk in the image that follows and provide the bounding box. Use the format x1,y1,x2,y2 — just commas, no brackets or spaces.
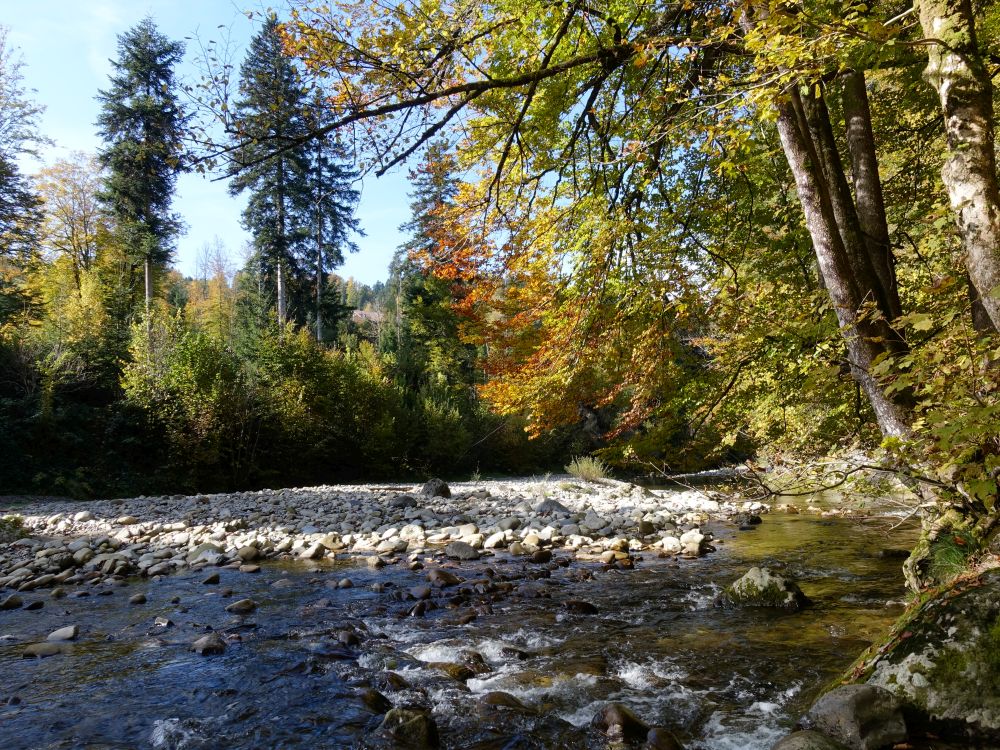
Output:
842,70,903,322
276,259,286,329
917,0,1000,331
144,254,153,336
316,237,323,343
775,90,912,438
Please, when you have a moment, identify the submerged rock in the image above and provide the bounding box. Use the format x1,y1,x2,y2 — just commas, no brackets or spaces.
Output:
191,633,226,655
772,730,850,750
377,707,440,748
864,567,1000,741
802,684,905,750
719,566,810,610
592,702,649,743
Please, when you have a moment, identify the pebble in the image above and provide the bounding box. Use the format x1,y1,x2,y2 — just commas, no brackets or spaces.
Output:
129,593,147,605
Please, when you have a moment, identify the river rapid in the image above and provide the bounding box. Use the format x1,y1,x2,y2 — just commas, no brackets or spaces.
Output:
0,492,917,750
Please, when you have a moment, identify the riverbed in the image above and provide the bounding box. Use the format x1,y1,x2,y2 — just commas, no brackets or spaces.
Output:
0,484,916,750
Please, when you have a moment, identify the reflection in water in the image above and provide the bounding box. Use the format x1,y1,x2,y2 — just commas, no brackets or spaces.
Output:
0,505,916,749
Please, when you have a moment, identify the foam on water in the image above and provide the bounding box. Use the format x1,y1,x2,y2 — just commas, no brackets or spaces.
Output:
690,710,787,750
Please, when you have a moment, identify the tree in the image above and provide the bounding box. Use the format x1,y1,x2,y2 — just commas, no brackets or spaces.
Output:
0,26,43,267
35,153,109,293
96,16,187,325
227,15,312,330
305,95,362,342
282,1,1000,586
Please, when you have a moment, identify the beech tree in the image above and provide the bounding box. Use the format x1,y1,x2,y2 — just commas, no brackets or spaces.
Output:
279,0,1000,587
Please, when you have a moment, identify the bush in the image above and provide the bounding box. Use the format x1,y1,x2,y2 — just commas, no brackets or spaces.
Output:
565,455,609,481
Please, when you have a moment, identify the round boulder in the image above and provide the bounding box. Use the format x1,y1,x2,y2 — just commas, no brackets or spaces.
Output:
719,566,811,610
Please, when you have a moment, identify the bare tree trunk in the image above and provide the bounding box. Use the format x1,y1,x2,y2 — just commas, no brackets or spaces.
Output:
918,0,1000,331
775,90,912,438
316,238,323,343
144,254,153,336
842,70,903,322
276,259,286,329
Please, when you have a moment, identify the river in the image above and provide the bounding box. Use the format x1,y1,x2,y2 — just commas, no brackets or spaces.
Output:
0,494,917,749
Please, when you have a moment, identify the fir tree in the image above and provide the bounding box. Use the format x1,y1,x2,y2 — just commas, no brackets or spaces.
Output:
95,17,187,324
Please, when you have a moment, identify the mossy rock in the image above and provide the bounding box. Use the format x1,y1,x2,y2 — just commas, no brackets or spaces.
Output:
718,566,811,610
863,567,1000,741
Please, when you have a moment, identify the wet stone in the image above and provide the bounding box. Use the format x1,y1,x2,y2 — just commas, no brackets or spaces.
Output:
191,633,226,655
0,594,23,610
23,642,65,658
47,625,79,641
225,598,257,615
202,572,220,585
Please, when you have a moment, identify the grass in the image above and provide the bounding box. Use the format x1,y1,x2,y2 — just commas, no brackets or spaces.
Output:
565,455,610,482
0,515,27,543
928,529,974,583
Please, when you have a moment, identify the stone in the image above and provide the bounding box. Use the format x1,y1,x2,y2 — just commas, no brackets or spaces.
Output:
530,549,552,564
803,685,905,750
484,531,507,549
563,600,598,615
535,498,571,515
129,593,147,605
186,542,224,564
660,536,682,554
202,572,220,585
644,727,685,750
391,494,418,509
23,642,64,658
116,515,139,525
720,567,810,610
592,702,649,743
47,625,79,641
444,541,480,561
237,545,260,562
679,528,708,556
377,707,440,749
479,691,534,713
0,594,23,610
225,598,257,615
298,543,325,560
73,511,93,523
420,478,451,498
359,687,392,713
191,633,226,655
427,568,461,587
771,731,850,750
337,578,353,589
239,564,260,573
865,567,1000,739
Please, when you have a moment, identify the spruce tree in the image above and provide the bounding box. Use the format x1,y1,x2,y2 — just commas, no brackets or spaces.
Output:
227,16,311,330
95,17,187,324
229,20,361,338
305,96,361,342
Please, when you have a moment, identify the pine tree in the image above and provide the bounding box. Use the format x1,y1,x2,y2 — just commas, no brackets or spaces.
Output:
227,15,312,330
95,17,187,325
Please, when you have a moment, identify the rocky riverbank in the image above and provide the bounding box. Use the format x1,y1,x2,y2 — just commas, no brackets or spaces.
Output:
0,477,766,601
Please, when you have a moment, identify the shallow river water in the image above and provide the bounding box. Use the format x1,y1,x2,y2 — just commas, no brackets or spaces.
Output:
0,503,917,749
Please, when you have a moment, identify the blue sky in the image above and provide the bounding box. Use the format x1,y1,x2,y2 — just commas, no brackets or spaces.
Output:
6,0,409,286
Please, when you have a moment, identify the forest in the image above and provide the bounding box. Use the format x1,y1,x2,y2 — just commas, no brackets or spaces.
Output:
1,0,998,593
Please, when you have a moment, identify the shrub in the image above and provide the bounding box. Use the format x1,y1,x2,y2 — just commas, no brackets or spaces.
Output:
0,515,26,543
565,455,609,481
